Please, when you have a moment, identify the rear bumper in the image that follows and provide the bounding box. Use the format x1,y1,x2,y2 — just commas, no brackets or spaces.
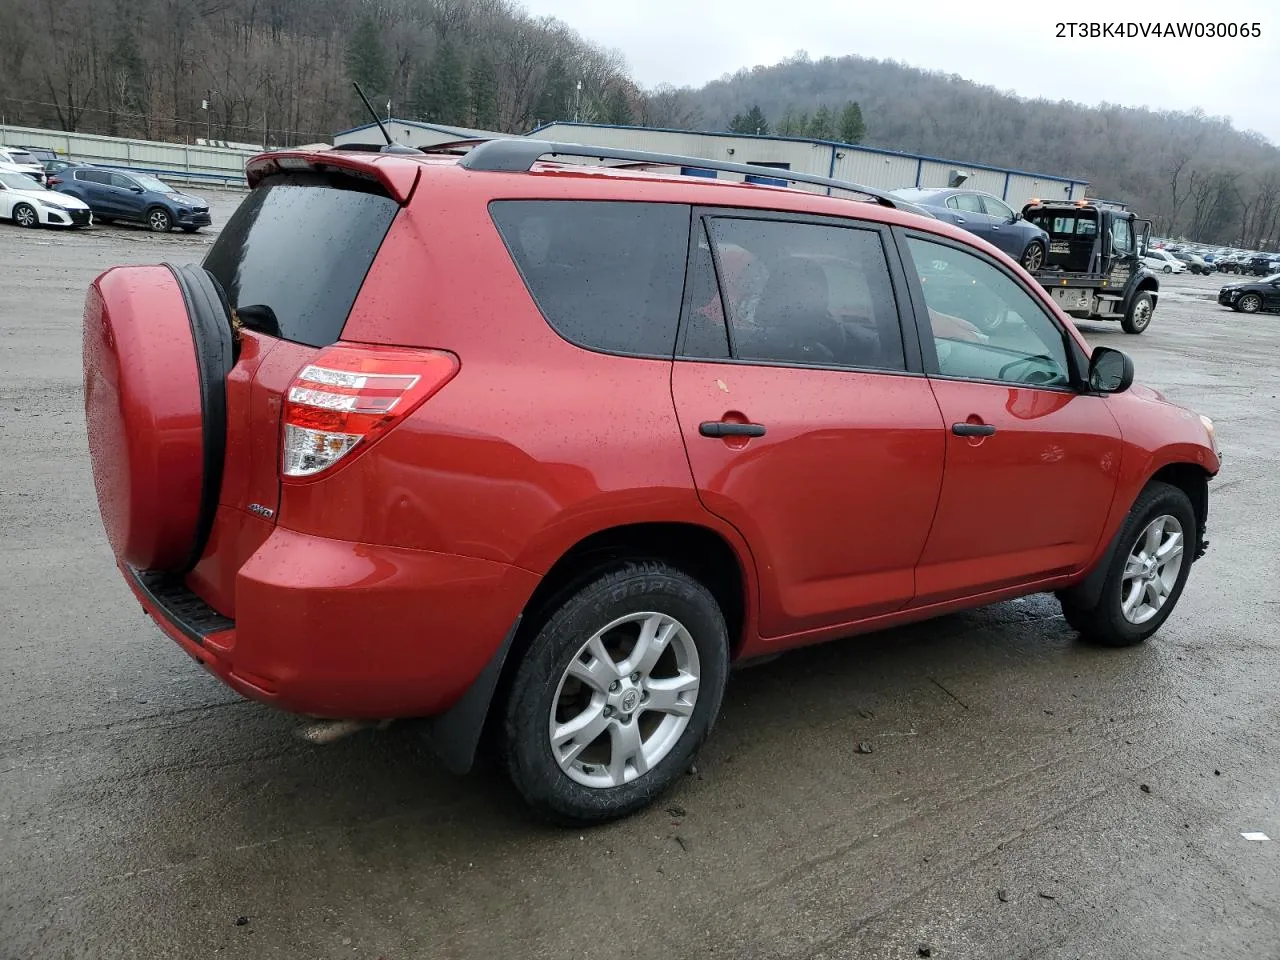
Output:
123,526,539,719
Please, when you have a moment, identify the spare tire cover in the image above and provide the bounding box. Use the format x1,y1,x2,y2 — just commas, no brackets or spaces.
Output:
83,263,233,572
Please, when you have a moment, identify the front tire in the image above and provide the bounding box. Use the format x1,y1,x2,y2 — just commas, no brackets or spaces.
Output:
1239,294,1262,314
1121,291,1154,334
1058,482,1196,647
1162,265,1172,273
503,562,729,825
1020,241,1045,273
147,207,172,232
13,203,38,228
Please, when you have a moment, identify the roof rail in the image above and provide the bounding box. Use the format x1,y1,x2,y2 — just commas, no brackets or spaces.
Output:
457,137,901,208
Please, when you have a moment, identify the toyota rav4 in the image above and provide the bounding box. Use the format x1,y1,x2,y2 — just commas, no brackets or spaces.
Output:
82,139,1220,825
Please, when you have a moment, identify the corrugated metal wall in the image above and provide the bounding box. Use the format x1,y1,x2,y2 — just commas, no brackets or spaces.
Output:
0,123,254,185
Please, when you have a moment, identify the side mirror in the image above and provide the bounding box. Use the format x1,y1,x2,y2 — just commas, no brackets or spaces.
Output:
1088,346,1134,394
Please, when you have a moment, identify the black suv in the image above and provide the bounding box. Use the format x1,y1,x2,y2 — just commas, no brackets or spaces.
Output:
1246,254,1280,277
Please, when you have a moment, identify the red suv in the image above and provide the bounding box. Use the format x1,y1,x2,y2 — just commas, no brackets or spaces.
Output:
83,140,1220,824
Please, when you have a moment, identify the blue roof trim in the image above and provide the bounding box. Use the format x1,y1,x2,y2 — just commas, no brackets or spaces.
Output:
527,121,1087,187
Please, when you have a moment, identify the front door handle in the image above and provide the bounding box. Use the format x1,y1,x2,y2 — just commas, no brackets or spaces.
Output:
700,421,766,438
952,422,996,437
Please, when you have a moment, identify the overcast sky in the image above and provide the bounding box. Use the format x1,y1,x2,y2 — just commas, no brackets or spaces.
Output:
518,0,1280,144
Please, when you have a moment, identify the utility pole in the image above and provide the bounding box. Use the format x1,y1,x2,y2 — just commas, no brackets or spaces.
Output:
202,90,212,142
574,80,582,122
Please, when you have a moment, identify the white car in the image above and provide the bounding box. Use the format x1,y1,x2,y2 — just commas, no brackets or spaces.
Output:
0,171,92,228
0,147,47,184
1143,249,1186,274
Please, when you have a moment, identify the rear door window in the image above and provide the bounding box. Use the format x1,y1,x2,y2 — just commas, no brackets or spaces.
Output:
76,169,110,184
489,200,690,357
692,216,906,371
203,173,399,347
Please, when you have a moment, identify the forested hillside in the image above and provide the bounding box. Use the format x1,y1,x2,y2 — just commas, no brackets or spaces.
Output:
682,52,1280,246
0,0,637,146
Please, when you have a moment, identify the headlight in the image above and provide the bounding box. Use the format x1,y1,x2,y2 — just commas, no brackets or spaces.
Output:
37,199,67,211
1199,415,1218,455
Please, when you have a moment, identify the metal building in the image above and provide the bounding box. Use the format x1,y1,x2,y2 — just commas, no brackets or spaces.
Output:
525,122,1088,208
333,119,506,149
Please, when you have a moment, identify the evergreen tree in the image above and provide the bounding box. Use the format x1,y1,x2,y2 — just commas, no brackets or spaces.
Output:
535,59,573,123
468,54,499,129
414,40,466,124
604,86,633,125
808,104,834,140
345,17,388,102
838,101,866,143
729,104,768,135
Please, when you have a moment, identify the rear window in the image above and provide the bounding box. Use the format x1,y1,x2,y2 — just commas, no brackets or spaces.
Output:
489,200,690,356
203,173,399,347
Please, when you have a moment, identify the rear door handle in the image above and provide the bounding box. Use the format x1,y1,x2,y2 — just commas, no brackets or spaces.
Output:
954,217,967,224
700,421,766,438
952,422,996,437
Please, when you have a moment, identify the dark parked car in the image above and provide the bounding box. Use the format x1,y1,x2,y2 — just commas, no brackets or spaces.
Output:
18,145,59,165
43,159,80,182
54,167,211,232
1246,254,1280,277
890,187,1051,271
1219,274,1280,313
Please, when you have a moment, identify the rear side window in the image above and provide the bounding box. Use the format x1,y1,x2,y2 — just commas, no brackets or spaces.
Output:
694,216,906,371
489,200,690,356
203,173,398,347
76,169,109,184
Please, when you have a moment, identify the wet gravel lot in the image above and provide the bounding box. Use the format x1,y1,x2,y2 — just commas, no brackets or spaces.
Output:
2,202,1278,960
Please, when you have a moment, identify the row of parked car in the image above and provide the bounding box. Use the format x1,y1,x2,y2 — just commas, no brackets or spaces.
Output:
0,144,212,233
1143,240,1280,277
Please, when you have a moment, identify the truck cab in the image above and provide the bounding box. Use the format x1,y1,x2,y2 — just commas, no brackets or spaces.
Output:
1021,200,1160,334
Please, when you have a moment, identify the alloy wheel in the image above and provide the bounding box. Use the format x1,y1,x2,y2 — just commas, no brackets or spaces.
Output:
1120,514,1184,625
549,611,700,788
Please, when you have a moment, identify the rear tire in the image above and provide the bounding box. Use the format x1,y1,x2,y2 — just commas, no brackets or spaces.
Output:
502,562,729,825
1121,291,1154,334
13,203,38,228
1058,482,1196,647
1019,241,1045,272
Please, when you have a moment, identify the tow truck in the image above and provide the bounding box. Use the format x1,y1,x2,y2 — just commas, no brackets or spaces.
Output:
1021,199,1160,334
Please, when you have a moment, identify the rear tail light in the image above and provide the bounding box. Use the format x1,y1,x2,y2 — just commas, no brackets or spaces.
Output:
48,176,62,186
282,345,459,479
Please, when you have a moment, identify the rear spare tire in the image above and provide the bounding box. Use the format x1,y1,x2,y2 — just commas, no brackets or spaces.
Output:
82,263,234,573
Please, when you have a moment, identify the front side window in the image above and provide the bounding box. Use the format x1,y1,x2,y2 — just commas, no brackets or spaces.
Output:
982,196,1014,220
490,200,690,356
1112,218,1134,256
699,217,905,371
907,236,1071,389
110,173,138,190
